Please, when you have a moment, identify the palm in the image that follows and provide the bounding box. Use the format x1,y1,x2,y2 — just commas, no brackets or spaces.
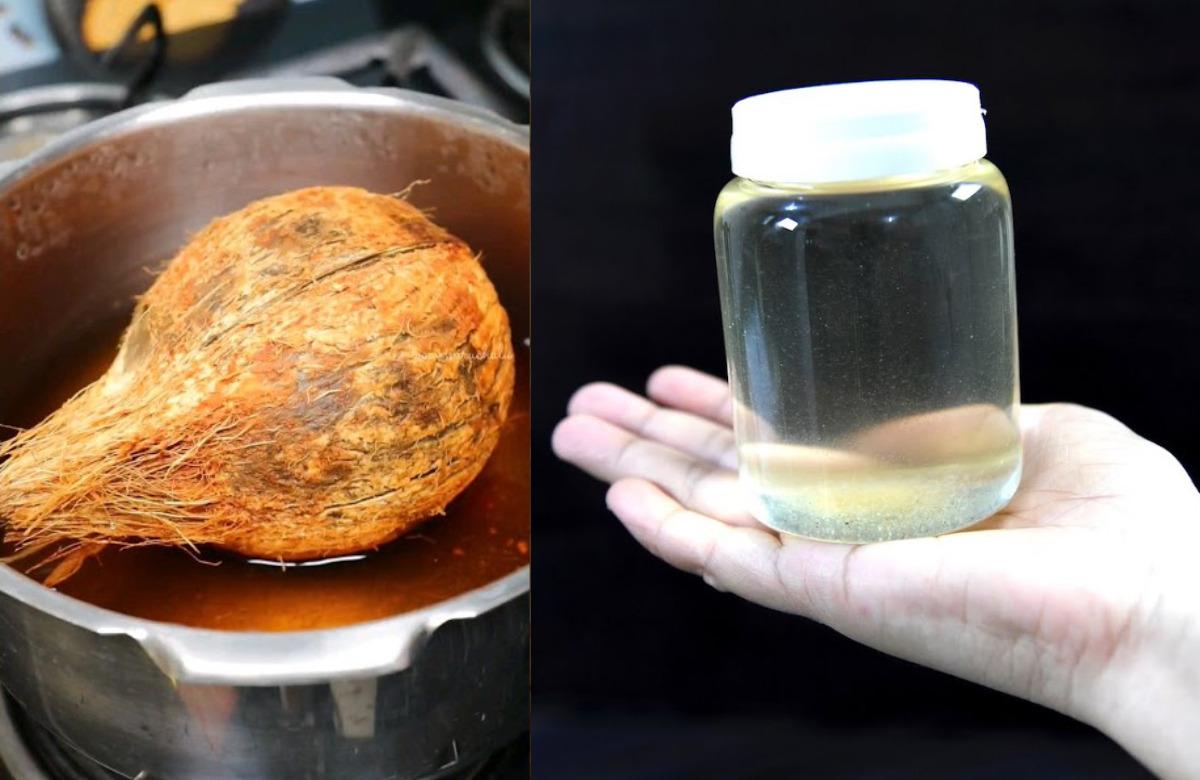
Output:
553,366,1200,758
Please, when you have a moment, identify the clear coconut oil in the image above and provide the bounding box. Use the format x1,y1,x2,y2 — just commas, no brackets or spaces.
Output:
715,82,1021,542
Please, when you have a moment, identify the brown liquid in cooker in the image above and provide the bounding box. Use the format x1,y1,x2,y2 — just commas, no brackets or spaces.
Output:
1,317,530,631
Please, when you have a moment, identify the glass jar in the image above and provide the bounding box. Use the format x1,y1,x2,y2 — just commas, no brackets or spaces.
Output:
713,80,1021,542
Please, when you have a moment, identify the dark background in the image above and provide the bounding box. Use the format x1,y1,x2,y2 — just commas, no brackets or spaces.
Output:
532,1,1197,777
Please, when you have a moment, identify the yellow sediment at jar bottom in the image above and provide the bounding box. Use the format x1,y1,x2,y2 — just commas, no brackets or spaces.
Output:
740,442,1022,543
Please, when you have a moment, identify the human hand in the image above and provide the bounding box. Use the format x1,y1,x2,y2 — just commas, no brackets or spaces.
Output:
552,366,1200,779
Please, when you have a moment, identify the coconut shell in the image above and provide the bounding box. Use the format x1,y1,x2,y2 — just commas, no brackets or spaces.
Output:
0,186,514,568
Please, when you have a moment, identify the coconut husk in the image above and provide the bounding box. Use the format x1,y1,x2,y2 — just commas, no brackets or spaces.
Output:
0,186,514,583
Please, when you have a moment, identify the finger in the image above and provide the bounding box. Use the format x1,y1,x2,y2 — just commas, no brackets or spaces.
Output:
567,382,737,470
552,414,756,526
604,479,995,644
605,477,1104,678
606,478,799,612
646,366,734,427
610,475,1150,717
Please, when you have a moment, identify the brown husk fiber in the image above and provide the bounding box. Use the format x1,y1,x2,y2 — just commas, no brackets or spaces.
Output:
0,186,513,582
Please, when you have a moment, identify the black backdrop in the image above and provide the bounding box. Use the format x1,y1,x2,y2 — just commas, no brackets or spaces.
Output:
532,1,1196,777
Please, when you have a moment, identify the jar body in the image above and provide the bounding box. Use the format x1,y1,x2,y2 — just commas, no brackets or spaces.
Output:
713,159,1021,542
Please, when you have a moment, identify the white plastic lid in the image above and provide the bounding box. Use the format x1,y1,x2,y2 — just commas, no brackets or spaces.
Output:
730,80,987,184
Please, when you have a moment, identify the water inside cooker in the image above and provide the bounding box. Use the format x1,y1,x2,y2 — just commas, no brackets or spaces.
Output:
0,315,530,631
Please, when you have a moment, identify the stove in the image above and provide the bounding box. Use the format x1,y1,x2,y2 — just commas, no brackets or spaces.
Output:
0,692,529,780
0,2,528,777
0,0,529,165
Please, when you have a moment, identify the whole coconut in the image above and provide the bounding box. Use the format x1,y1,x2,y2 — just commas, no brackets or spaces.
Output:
0,186,514,579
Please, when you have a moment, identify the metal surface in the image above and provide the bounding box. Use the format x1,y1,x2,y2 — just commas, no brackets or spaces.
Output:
482,0,530,100
0,83,128,165
0,79,530,779
233,26,515,118
0,82,129,119
1,691,531,780
0,695,47,780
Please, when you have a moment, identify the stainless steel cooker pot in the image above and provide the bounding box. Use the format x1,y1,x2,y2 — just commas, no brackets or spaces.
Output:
0,79,530,780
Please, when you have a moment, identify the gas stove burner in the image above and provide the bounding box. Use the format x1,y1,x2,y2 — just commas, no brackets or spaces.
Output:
233,24,528,122
0,693,42,780
0,692,121,780
0,82,127,164
482,0,530,100
0,692,528,780
0,82,127,119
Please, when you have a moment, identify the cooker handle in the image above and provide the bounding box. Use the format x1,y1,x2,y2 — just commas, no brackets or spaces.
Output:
125,568,527,685
130,610,441,686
